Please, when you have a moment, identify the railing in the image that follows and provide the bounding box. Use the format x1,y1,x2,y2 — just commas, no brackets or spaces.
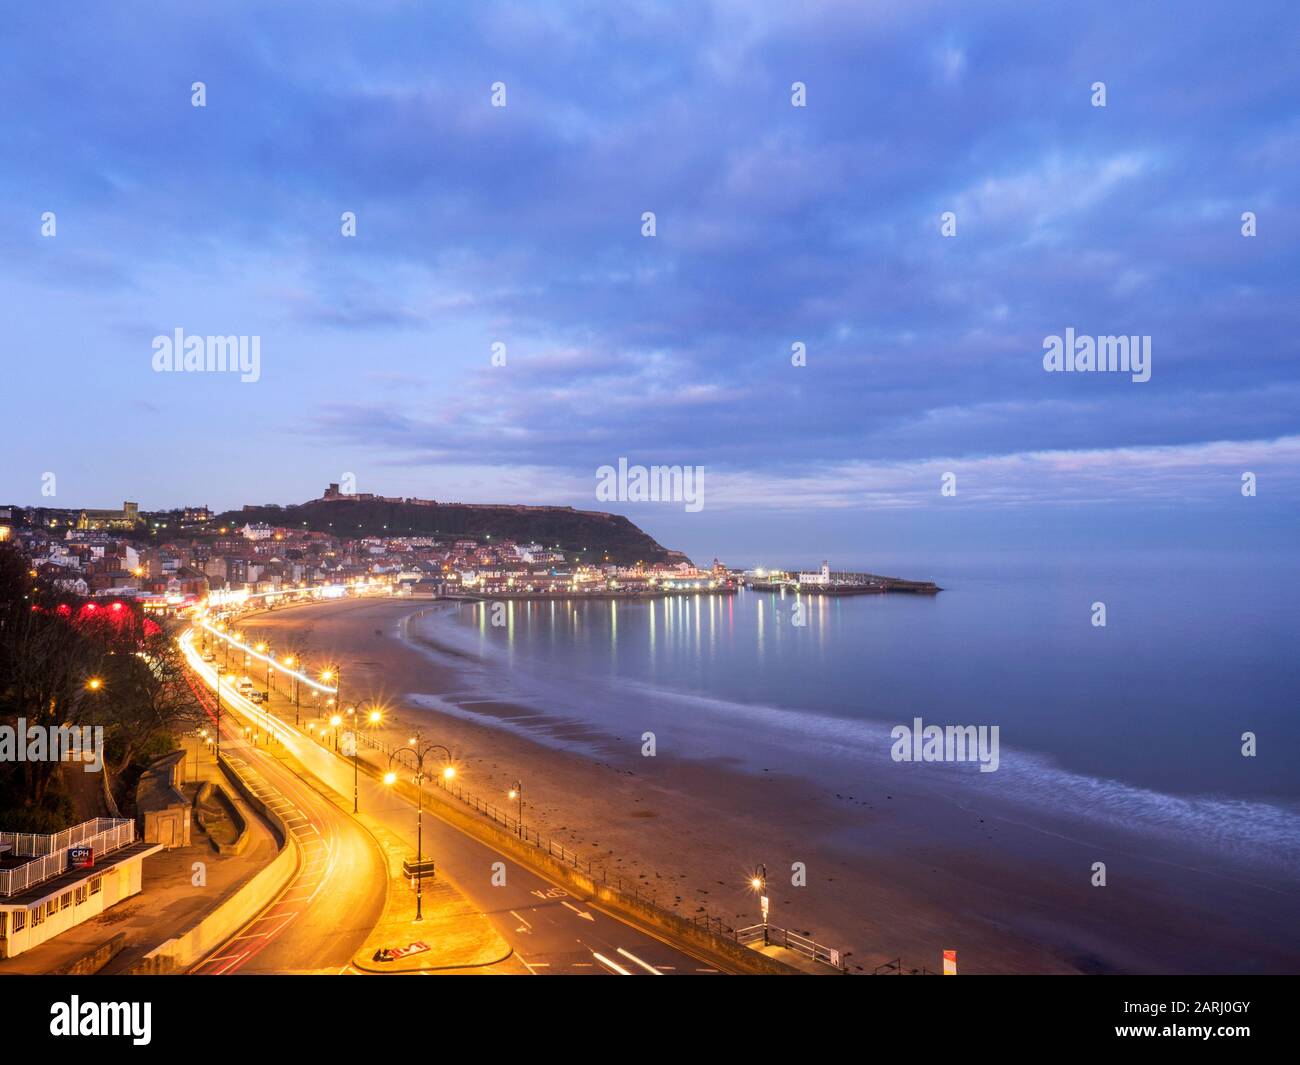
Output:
0,819,135,897
737,923,846,971
0,817,124,859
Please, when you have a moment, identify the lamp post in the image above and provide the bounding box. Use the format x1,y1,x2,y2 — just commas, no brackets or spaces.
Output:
348,704,383,814
256,643,270,699
383,736,455,921
508,781,523,837
282,654,300,725
750,864,769,944
214,665,224,760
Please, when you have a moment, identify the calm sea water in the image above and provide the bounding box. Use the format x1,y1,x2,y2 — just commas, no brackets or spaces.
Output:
407,551,1300,873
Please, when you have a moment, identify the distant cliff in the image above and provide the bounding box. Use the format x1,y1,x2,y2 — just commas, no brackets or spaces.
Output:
213,497,689,566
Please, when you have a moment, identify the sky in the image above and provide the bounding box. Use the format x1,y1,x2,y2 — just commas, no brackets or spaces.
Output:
2,1,1297,567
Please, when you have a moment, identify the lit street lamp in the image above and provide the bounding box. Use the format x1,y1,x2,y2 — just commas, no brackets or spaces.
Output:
508,781,523,837
750,864,769,944
256,642,271,697
343,704,383,813
214,665,225,760
383,735,455,921
282,654,300,724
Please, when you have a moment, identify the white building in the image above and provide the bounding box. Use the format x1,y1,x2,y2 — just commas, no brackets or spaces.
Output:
797,561,832,586
0,819,162,960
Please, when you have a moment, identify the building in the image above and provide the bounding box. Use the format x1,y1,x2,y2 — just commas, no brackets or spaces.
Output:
0,818,162,959
75,502,141,531
797,561,832,586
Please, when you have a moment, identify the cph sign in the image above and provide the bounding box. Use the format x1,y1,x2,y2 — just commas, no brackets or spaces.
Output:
68,846,94,869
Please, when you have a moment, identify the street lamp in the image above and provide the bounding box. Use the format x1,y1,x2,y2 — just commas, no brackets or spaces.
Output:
508,781,523,837
750,864,769,944
214,665,225,760
255,642,271,697
347,703,381,814
282,654,300,724
383,736,455,921
85,677,104,692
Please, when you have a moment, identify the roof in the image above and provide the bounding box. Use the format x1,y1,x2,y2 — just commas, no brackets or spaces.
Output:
0,842,163,908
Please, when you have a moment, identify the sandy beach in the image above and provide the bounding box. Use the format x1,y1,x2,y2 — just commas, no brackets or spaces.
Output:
242,596,1300,975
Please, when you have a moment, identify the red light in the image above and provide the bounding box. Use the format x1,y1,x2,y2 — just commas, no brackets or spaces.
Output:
86,603,96,611
112,603,123,611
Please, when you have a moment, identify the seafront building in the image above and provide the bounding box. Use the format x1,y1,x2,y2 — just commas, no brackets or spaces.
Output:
0,819,162,960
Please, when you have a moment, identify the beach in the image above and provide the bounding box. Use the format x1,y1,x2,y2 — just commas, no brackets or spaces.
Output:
244,595,1300,975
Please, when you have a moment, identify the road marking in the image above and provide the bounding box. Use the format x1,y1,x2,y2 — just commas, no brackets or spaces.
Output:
695,968,720,973
592,952,632,975
616,947,663,975
510,910,533,932
561,900,596,921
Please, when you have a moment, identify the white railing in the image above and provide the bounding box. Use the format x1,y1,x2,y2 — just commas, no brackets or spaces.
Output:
0,819,135,897
0,817,123,858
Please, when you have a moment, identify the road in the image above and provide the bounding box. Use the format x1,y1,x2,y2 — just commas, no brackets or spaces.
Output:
184,670,387,974
183,624,724,975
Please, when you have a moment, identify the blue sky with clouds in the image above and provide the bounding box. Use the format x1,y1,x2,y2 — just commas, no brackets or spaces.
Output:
2,1,1297,565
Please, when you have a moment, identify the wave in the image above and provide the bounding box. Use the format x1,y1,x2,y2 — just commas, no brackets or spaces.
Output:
399,603,1300,877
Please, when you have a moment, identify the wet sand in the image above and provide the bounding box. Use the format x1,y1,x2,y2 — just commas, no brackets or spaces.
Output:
244,596,1300,974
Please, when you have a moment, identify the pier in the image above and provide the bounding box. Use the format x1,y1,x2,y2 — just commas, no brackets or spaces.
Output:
743,563,940,596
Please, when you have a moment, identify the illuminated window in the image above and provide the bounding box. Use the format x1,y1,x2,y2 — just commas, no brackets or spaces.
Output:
89,876,103,895
30,906,43,927
75,885,88,904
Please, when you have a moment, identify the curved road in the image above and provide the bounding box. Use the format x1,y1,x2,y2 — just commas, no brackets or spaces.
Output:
187,613,725,976
185,655,387,974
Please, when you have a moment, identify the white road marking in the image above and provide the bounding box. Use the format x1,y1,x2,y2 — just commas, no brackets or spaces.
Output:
616,947,663,975
561,900,595,921
592,952,632,976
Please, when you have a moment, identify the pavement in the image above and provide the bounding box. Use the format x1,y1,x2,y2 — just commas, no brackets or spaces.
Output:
350,817,521,974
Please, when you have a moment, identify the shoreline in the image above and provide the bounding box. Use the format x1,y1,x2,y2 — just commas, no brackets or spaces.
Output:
241,596,1300,974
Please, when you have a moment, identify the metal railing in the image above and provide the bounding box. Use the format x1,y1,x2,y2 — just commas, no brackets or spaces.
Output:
737,923,846,971
0,819,135,897
0,817,124,858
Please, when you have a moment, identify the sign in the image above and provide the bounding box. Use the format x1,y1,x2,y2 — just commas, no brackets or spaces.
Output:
69,846,94,869
760,895,770,922
943,949,957,975
372,941,430,963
